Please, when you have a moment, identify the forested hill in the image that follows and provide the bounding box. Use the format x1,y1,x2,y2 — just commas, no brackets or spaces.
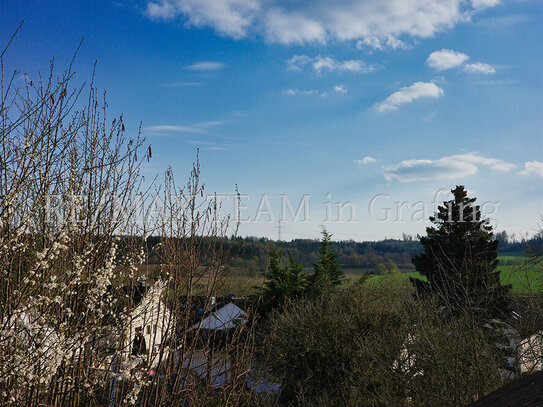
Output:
228,237,423,273
145,231,543,275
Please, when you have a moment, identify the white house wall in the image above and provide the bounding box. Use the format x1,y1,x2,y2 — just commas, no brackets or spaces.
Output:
123,281,172,367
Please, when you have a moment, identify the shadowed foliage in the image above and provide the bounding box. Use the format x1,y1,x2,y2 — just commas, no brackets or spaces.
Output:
411,185,510,317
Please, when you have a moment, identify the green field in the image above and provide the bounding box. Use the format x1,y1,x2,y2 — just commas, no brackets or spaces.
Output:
498,264,543,293
360,257,543,294
223,255,543,296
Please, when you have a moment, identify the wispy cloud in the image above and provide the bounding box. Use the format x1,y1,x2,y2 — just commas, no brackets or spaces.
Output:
287,55,374,75
356,35,408,51
283,85,349,97
384,153,514,182
312,56,374,74
355,156,376,165
185,61,226,71
144,120,229,136
286,55,311,71
463,62,496,74
375,82,444,113
283,89,321,96
144,125,203,135
476,15,529,30
187,139,230,151
143,0,499,46
161,81,202,88
426,49,469,71
472,79,518,86
471,0,500,10
145,0,177,20
334,85,347,94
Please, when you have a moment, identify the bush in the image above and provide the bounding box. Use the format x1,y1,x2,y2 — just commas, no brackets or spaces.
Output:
256,282,504,406
397,303,505,407
257,283,409,405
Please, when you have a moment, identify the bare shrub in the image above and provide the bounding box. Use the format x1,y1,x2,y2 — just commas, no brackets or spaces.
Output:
0,33,254,406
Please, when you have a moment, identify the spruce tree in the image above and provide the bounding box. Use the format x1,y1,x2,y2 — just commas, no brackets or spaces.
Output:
311,229,343,296
261,247,307,313
411,185,510,317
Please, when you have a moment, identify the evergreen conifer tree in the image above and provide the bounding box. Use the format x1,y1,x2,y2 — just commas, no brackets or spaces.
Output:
411,185,510,317
311,229,343,296
261,247,307,313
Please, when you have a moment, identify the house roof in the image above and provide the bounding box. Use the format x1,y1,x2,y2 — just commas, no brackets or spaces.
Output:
468,370,543,407
187,303,246,332
120,281,245,336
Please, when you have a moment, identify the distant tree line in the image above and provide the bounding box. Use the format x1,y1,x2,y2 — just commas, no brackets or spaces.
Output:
142,229,543,275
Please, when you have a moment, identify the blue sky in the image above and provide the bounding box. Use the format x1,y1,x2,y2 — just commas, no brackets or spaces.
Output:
1,0,542,241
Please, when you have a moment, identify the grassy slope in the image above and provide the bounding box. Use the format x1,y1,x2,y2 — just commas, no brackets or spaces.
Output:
362,256,543,294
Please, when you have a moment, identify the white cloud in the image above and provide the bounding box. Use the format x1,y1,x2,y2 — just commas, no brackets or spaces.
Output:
384,153,514,182
145,0,177,20
334,85,347,94
144,121,228,135
463,62,496,74
356,35,408,51
161,81,202,87
285,85,349,96
426,50,495,74
265,10,326,44
145,125,201,134
426,49,469,71
519,161,543,177
143,0,498,46
458,153,515,172
471,0,500,10
476,15,529,30
287,55,374,74
283,89,320,96
185,61,226,71
375,82,444,112
285,55,311,71
355,156,376,165
146,0,259,38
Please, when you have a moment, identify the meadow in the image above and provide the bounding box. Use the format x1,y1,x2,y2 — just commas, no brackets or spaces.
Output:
363,256,543,294
223,254,543,296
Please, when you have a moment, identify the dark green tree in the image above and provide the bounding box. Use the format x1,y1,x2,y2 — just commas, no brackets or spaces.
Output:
411,185,510,317
260,246,307,313
311,229,343,296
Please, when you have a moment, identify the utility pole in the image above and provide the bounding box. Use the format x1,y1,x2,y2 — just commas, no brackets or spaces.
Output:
275,220,282,241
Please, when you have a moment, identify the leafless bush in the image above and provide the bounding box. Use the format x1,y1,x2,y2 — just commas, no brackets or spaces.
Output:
0,32,254,406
